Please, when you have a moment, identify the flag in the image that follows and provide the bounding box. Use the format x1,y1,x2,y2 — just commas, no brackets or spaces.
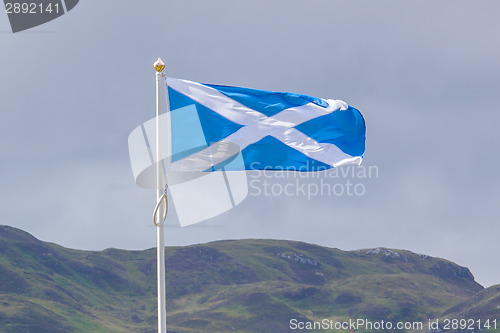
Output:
127,77,366,226
166,78,365,173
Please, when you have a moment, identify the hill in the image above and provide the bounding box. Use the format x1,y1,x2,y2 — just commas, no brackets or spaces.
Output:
0,225,498,332
433,284,500,333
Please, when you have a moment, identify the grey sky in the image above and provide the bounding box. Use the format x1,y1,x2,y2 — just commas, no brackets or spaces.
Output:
1,1,499,287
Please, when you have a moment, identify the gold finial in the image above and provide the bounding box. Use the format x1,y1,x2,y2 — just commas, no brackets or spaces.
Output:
154,58,165,72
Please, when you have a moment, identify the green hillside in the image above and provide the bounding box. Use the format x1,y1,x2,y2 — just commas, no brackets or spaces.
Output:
0,225,498,332
434,285,500,333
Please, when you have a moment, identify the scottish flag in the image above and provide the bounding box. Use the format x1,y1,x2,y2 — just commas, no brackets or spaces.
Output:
167,78,365,172
128,77,366,225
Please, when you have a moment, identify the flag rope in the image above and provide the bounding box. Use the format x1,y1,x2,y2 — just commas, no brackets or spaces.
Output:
153,185,168,226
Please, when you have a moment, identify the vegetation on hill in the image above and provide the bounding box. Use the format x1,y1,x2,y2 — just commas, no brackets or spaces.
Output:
0,225,498,332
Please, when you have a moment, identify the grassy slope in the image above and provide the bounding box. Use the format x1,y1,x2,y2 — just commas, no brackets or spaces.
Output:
0,226,156,332
164,240,487,333
434,285,500,333
0,226,497,333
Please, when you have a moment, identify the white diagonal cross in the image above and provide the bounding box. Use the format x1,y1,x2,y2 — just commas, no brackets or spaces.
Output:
167,78,362,172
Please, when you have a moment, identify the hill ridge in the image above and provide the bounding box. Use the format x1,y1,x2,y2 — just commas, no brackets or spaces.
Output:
0,225,498,333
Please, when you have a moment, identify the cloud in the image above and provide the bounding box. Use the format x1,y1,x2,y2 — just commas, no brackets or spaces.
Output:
1,0,499,287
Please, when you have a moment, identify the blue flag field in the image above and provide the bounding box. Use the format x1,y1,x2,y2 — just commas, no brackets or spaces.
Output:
166,78,366,173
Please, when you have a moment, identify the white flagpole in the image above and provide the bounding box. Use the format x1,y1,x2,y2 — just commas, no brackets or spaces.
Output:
153,57,168,333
